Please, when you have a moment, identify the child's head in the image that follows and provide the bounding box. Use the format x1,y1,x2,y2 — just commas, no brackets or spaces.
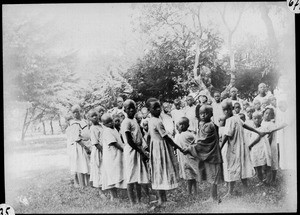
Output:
221,99,233,118
116,96,124,109
246,106,255,120
177,117,189,133
146,98,161,118
71,104,81,120
141,107,149,119
213,91,221,103
261,97,270,110
252,111,263,127
269,95,277,107
186,95,194,107
101,113,114,129
233,102,241,114
113,116,121,130
173,99,181,110
219,114,227,127
162,102,171,114
88,109,99,125
142,119,149,132
242,100,250,111
135,111,143,124
96,105,106,121
258,83,267,95
199,104,213,123
262,107,275,122
253,99,261,111
123,99,137,119
238,113,246,122
230,87,238,99
199,95,208,105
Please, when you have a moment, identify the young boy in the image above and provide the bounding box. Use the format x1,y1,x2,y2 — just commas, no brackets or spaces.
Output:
183,105,223,203
120,99,150,206
248,112,272,186
175,117,200,196
101,113,126,201
233,102,242,115
88,109,106,198
220,99,268,198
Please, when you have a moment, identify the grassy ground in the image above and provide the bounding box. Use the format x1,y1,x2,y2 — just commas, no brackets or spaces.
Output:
5,136,297,213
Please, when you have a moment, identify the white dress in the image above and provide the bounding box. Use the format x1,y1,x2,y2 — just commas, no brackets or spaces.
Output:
120,118,150,184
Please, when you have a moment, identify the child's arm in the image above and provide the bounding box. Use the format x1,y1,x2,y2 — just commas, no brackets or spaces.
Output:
248,135,261,151
163,135,184,152
125,131,148,158
243,123,269,137
110,142,124,152
269,123,288,133
95,144,103,152
76,139,91,154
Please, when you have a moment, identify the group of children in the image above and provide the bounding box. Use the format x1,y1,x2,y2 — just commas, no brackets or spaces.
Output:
65,82,291,206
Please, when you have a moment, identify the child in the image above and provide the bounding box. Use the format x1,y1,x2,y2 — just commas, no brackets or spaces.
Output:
171,99,185,133
67,105,91,188
245,106,255,122
142,119,151,152
241,100,250,114
88,109,106,198
175,117,200,196
248,112,272,186
101,113,126,201
253,99,262,113
261,107,287,184
183,105,223,203
218,115,229,183
146,98,183,205
220,99,267,198
184,95,198,135
233,102,242,115
211,91,223,126
120,99,150,206
261,97,270,111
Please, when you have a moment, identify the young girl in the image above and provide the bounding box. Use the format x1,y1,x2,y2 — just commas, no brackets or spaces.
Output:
175,117,200,196
146,98,183,205
67,105,91,188
220,99,267,198
261,107,287,184
183,105,223,203
101,113,126,200
248,112,272,186
120,99,150,206
88,109,106,198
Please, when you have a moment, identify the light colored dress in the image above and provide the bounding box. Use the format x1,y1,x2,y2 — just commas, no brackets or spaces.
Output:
249,126,272,167
120,118,150,184
149,117,179,190
160,112,175,138
244,119,255,147
171,109,185,128
219,127,229,182
101,126,126,190
89,124,103,188
211,101,223,126
223,115,255,182
184,105,198,134
261,120,279,170
67,119,90,174
175,131,200,181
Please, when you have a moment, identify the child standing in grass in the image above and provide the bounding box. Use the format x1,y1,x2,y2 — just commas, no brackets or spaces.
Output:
101,113,126,201
68,105,91,188
261,107,287,184
146,98,183,205
220,99,267,198
175,117,200,196
248,112,272,186
88,109,106,198
120,99,150,206
183,105,223,203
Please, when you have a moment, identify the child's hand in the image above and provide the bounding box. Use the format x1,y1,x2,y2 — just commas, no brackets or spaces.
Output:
95,144,103,152
85,147,91,155
248,145,253,151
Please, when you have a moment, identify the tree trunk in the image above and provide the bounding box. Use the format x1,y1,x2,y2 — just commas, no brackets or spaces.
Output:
50,119,54,135
21,108,29,142
58,115,63,133
42,120,46,135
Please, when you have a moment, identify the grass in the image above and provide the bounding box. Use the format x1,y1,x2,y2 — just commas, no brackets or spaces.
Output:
4,136,297,213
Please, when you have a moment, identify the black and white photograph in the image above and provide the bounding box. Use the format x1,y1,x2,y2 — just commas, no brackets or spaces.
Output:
2,2,297,213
